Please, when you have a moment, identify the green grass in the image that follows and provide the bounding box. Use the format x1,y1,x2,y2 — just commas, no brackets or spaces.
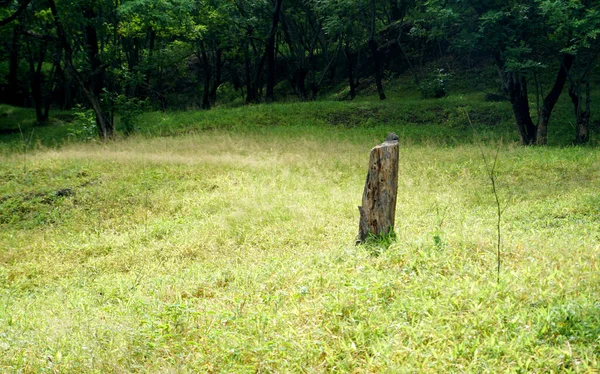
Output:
1,105,599,372
0,104,86,150
1,85,599,371
3,83,598,154
133,96,516,143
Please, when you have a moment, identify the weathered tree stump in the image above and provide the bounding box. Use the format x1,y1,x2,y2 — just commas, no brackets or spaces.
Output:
357,133,399,244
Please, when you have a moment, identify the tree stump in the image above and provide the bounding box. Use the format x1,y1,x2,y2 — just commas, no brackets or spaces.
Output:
357,133,399,244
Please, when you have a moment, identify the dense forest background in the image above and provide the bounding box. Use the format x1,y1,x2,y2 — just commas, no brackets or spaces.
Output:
1,0,599,144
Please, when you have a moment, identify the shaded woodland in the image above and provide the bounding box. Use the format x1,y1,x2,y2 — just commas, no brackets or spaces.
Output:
1,0,599,144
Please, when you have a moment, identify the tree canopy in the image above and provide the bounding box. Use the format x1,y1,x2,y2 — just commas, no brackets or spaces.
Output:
0,0,598,143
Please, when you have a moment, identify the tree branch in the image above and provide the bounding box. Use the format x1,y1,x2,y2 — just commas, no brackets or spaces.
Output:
21,29,57,42
0,0,32,27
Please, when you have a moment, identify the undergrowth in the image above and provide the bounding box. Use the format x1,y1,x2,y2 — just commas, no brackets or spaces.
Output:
2,85,599,152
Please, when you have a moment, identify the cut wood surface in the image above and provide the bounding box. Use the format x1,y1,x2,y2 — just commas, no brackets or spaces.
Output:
357,133,399,244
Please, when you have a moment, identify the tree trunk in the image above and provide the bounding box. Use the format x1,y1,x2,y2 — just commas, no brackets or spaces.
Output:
202,70,211,110
505,72,536,145
0,0,33,27
122,36,140,96
293,67,308,100
368,0,385,101
243,42,256,104
145,26,156,89
84,8,113,139
199,42,211,110
49,0,113,140
582,63,592,144
42,89,51,121
26,38,49,123
55,64,72,110
209,48,222,104
31,71,47,122
368,39,386,100
345,41,356,100
569,79,590,145
253,44,267,103
266,0,284,103
357,133,399,244
242,26,267,105
389,0,403,22
31,70,44,122
7,26,22,106
499,53,575,146
536,54,575,145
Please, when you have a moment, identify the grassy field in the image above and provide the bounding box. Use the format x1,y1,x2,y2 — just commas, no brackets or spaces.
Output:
0,98,600,372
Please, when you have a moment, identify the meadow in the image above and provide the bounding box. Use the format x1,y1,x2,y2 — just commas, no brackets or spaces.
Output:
0,95,599,372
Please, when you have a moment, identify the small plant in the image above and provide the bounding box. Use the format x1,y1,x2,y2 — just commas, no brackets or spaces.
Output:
419,68,448,99
114,94,148,135
465,109,508,284
429,202,448,250
69,104,97,141
432,233,446,250
17,123,34,172
360,230,397,257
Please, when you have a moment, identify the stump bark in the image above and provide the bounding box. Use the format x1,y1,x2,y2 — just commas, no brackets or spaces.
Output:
357,133,399,244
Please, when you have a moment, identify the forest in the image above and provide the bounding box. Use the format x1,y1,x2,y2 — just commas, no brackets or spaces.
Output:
1,1,600,372
1,0,599,144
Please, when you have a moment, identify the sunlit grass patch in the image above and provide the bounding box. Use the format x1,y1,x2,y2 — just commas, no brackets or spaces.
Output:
0,121,599,372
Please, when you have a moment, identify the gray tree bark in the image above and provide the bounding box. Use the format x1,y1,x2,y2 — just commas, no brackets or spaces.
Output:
357,133,399,244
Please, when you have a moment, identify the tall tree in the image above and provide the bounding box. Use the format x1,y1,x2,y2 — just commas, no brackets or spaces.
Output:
0,0,32,27
561,0,600,144
48,0,115,139
21,2,61,123
318,0,368,100
265,0,283,102
368,0,386,100
280,0,326,100
230,0,273,103
426,0,585,145
118,0,196,108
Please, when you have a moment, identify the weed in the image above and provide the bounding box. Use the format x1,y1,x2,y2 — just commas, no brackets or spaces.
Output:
69,104,98,141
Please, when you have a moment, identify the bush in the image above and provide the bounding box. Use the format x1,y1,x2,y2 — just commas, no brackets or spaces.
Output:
69,104,97,141
114,94,148,135
419,68,448,99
